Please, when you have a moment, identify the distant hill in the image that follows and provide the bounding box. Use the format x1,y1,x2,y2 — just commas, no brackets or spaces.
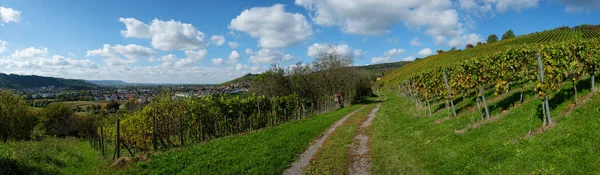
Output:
220,73,259,86
86,80,129,86
0,73,96,89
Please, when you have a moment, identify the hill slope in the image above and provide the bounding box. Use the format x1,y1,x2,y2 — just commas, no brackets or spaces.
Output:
0,73,96,89
378,26,600,86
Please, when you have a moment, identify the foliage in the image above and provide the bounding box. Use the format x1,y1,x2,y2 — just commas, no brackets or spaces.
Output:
0,90,36,142
487,34,499,43
502,29,516,40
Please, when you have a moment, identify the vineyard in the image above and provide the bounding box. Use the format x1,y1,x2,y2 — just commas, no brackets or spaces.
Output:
391,39,599,126
378,27,600,86
92,94,319,151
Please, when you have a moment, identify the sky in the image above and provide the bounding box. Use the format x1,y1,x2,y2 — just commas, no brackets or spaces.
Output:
0,0,598,84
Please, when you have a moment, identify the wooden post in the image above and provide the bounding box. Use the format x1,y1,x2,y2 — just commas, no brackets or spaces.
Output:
479,84,491,120
100,126,104,156
115,118,121,160
443,72,457,117
536,53,552,125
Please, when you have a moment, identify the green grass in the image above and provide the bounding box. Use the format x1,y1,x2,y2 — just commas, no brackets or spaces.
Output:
371,87,600,174
0,137,108,174
121,104,364,174
305,103,377,175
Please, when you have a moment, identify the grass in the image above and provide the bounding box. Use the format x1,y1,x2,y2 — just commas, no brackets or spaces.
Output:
371,84,600,174
0,137,108,174
58,101,110,109
120,104,365,174
304,103,377,175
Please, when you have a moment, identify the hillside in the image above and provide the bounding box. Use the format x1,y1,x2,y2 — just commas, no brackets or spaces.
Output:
220,73,258,86
0,73,96,89
378,26,600,86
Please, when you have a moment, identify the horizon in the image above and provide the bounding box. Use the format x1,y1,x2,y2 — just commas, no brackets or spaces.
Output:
0,0,598,84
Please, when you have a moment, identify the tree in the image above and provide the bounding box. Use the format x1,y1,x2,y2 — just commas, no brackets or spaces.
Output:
466,44,474,49
436,50,445,54
106,100,120,111
476,42,483,46
487,34,498,43
0,90,36,142
39,103,77,137
502,30,516,40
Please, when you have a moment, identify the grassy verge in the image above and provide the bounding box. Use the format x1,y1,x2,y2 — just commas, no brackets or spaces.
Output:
304,103,377,174
372,89,600,174
120,104,364,174
0,137,107,174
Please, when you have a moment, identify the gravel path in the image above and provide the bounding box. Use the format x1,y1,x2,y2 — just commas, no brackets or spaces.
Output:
348,103,381,175
283,105,366,175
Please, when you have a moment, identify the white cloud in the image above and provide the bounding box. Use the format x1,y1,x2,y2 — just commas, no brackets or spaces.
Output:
383,48,405,57
235,63,249,70
371,57,391,64
295,0,486,47
410,37,422,46
0,40,7,54
86,44,155,59
244,48,253,55
212,58,224,65
160,54,178,62
307,43,363,59
86,44,155,66
228,31,242,38
495,0,538,13
119,18,208,51
458,0,539,15
184,49,207,61
0,7,21,23
228,42,239,49
228,50,240,60
1,47,97,71
283,54,295,61
558,0,600,12
418,48,433,56
12,47,49,59
229,4,312,49
227,50,241,65
210,35,225,46
403,56,416,61
248,49,294,64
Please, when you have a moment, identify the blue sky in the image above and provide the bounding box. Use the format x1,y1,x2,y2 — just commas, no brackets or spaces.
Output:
0,0,598,84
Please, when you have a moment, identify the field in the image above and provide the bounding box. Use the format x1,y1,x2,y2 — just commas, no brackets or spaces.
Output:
58,101,110,109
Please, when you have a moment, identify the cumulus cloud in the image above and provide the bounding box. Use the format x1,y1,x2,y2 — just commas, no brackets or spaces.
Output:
229,4,312,49
307,43,363,59
410,37,422,46
160,54,178,62
212,58,224,65
184,49,207,61
0,6,21,23
371,57,391,64
244,48,253,55
387,38,398,44
119,18,208,51
228,42,239,49
403,56,416,61
418,48,433,56
248,49,294,64
1,47,97,71
557,0,600,12
210,35,225,46
0,40,6,54
458,0,539,15
227,50,241,64
86,44,155,66
384,48,405,57
295,0,486,47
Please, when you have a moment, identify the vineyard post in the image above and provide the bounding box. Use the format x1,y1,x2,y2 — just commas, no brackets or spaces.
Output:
592,72,595,92
443,72,457,117
479,84,491,120
100,126,104,156
115,118,121,160
537,53,552,125
412,81,419,109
